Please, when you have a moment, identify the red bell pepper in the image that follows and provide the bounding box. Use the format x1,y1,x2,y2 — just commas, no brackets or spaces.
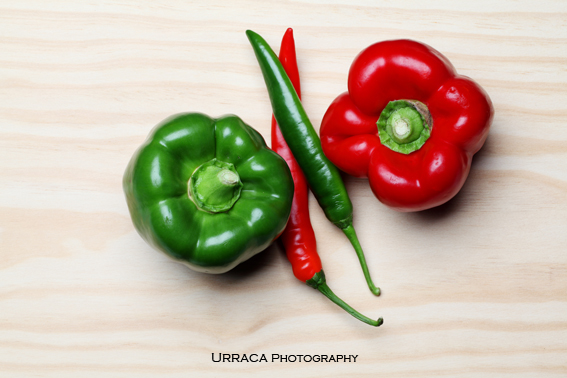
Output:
320,39,494,212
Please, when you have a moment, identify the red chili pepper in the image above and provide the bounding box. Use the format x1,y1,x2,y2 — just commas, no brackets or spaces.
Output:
272,28,382,327
320,39,494,212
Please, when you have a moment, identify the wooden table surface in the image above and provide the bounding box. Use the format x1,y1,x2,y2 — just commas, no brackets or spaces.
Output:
2,1,566,377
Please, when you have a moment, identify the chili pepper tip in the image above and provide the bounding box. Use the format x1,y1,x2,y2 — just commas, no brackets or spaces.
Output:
308,271,383,327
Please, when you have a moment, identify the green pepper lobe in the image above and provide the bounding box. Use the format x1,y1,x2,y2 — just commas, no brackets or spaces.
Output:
123,113,294,273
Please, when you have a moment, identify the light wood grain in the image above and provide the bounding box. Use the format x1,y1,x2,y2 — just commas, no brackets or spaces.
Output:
1,0,566,377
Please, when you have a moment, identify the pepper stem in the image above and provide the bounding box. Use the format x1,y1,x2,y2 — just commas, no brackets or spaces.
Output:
377,99,432,154
342,224,380,296
218,169,239,186
392,117,411,139
188,158,243,213
307,271,383,327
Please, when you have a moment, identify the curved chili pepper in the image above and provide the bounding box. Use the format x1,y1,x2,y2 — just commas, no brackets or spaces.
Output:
272,29,382,326
247,29,380,297
271,29,319,282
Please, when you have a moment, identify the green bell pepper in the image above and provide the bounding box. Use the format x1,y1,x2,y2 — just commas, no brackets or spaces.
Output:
123,113,294,273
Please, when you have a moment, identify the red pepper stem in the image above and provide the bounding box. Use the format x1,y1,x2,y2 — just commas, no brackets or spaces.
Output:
307,271,383,327
342,224,381,296
377,100,432,154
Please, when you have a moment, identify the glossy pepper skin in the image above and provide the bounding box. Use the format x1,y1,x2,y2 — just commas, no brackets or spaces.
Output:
273,29,382,326
123,113,294,273
320,39,494,212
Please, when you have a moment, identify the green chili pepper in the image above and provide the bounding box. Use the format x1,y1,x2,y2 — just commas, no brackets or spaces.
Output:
246,30,380,296
123,112,294,273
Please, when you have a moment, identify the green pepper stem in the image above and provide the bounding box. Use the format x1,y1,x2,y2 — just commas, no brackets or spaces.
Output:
307,271,383,327
342,224,380,296
188,158,243,213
